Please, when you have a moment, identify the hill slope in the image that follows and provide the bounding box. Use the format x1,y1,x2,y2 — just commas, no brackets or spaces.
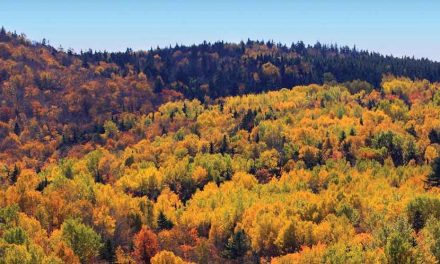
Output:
2,74,440,262
3,28,440,263
1,27,440,169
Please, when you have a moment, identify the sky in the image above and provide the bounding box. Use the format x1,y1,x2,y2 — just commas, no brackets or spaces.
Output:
1,0,440,61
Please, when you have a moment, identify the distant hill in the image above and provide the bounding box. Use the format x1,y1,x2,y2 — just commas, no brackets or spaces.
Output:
1,26,440,168
81,38,440,99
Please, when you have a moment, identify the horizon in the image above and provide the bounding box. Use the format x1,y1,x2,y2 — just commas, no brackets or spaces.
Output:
1,0,440,61
4,26,437,63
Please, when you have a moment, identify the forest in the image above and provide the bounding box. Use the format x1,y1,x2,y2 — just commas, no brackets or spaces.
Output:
2,28,440,263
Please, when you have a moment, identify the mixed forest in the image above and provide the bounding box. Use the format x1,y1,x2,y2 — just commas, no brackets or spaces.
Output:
2,28,440,263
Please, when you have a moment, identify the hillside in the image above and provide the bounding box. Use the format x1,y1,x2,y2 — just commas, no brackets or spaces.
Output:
2,28,440,263
0,28,183,168
2,72,440,262
2,27,440,170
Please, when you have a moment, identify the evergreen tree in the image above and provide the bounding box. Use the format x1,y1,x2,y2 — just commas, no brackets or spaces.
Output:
36,177,49,192
0,26,7,41
125,155,135,167
223,229,249,259
9,165,19,184
241,109,255,131
101,239,116,263
81,57,89,69
426,157,440,188
154,76,164,93
13,122,20,135
429,129,440,144
157,211,173,230
220,135,229,154
339,131,346,143
209,142,215,154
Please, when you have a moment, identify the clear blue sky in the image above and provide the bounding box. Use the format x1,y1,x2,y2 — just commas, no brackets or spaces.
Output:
2,0,440,61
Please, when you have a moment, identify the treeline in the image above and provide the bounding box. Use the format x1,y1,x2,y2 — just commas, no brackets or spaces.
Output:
80,38,440,99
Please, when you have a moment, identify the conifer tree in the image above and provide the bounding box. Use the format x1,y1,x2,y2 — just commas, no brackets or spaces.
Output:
157,211,173,230
426,157,440,188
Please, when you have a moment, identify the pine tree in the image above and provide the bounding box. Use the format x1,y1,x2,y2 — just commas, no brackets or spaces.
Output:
125,155,134,167
101,239,116,263
241,109,255,131
223,229,249,259
220,135,229,154
0,26,7,41
154,76,163,93
429,129,440,144
349,128,356,136
339,131,346,143
426,157,440,188
182,102,188,117
9,165,19,184
209,142,215,154
36,177,49,192
82,57,89,69
13,122,20,135
157,211,173,230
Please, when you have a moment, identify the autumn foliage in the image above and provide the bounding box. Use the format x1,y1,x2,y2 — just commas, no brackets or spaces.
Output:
3,28,440,263
133,226,159,263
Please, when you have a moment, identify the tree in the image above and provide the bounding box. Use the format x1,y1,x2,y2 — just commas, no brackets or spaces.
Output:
385,233,413,264
150,250,187,264
384,218,416,264
3,227,28,245
13,122,20,135
323,72,336,84
429,129,440,144
0,26,7,41
407,196,440,232
86,149,104,183
2,245,33,264
115,247,135,264
241,109,256,131
426,157,440,188
101,239,116,263
157,211,173,230
223,229,249,259
423,217,440,262
133,226,159,264
220,134,229,154
209,142,214,154
275,221,299,254
0,205,19,229
61,218,103,263
9,164,20,184
103,120,119,139
154,76,164,93
425,146,438,164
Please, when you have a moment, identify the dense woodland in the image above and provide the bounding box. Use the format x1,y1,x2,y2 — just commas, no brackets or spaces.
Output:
80,36,440,99
2,28,440,263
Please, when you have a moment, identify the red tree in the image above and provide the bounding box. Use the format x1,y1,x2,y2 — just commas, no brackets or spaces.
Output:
133,226,159,264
